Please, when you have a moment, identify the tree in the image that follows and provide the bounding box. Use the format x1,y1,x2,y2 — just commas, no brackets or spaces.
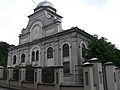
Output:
0,41,13,67
86,35,120,67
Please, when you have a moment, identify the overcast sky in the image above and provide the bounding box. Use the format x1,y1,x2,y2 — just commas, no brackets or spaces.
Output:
0,0,120,49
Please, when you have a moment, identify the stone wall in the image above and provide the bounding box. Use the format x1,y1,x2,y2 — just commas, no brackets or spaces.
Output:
37,83,55,90
9,80,19,87
60,85,84,90
21,81,35,89
0,59,120,90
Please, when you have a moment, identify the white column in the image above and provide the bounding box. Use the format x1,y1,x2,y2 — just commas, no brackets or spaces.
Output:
0,67,4,79
54,66,63,90
115,68,120,90
34,67,42,83
104,62,117,90
19,67,26,82
54,66,63,85
89,58,104,90
8,67,13,80
83,62,95,90
7,67,13,84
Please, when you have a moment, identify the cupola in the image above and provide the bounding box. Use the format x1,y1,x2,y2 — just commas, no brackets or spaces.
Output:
36,1,54,8
34,1,56,13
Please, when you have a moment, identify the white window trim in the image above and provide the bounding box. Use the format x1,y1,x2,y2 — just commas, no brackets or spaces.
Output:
45,46,54,66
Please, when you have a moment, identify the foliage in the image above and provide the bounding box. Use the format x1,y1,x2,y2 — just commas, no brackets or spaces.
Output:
86,35,120,67
42,67,54,83
26,65,34,81
0,41,13,67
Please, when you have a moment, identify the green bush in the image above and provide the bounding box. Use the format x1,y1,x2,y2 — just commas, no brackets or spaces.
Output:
26,65,34,81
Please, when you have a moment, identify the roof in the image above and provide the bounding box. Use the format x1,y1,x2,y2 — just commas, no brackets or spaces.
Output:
36,1,54,8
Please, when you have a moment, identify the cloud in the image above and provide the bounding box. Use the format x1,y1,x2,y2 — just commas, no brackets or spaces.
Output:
0,0,35,45
81,0,111,8
0,0,120,49
54,0,120,48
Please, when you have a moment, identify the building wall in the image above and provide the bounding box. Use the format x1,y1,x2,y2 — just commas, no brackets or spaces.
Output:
7,3,91,85
19,9,62,45
8,30,89,85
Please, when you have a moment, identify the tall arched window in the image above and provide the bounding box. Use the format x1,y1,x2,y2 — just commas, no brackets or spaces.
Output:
13,55,16,64
47,47,53,59
63,44,69,57
36,50,39,60
32,51,35,61
21,54,25,63
82,44,86,59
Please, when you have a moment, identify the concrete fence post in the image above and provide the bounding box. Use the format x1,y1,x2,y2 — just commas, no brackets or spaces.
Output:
0,66,4,79
89,58,104,90
115,68,120,90
52,66,63,90
7,67,13,84
83,62,94,90
104,62,117,90
34,66,42,89
19,66,26,86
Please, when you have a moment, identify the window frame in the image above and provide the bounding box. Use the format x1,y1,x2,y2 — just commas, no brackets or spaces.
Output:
21,54,25,63
82,44,86,58
36,50,39,60
32,51,35,61
13,55,16,64
62,44,69,57
47,47,54,59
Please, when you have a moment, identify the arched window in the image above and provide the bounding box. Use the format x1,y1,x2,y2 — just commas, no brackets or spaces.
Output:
32,51,35,61
13,55,16,64
82,44,86,59
47,47,53,59
21,54,25,63
36,50,39,60
63,44,69,57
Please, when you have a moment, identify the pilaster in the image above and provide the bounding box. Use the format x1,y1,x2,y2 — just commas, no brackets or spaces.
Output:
71,35,79,83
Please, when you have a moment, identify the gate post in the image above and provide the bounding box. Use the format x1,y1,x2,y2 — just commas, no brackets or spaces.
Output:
0,66,4,79
19,66,26,86
89,58,104,90
34,66,42,89
7,67,13,84
115,68,120,90
104,62,117,90
53,66,63,90
83,62,94,90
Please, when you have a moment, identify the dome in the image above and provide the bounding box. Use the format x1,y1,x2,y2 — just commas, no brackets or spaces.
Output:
36,1,54,8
